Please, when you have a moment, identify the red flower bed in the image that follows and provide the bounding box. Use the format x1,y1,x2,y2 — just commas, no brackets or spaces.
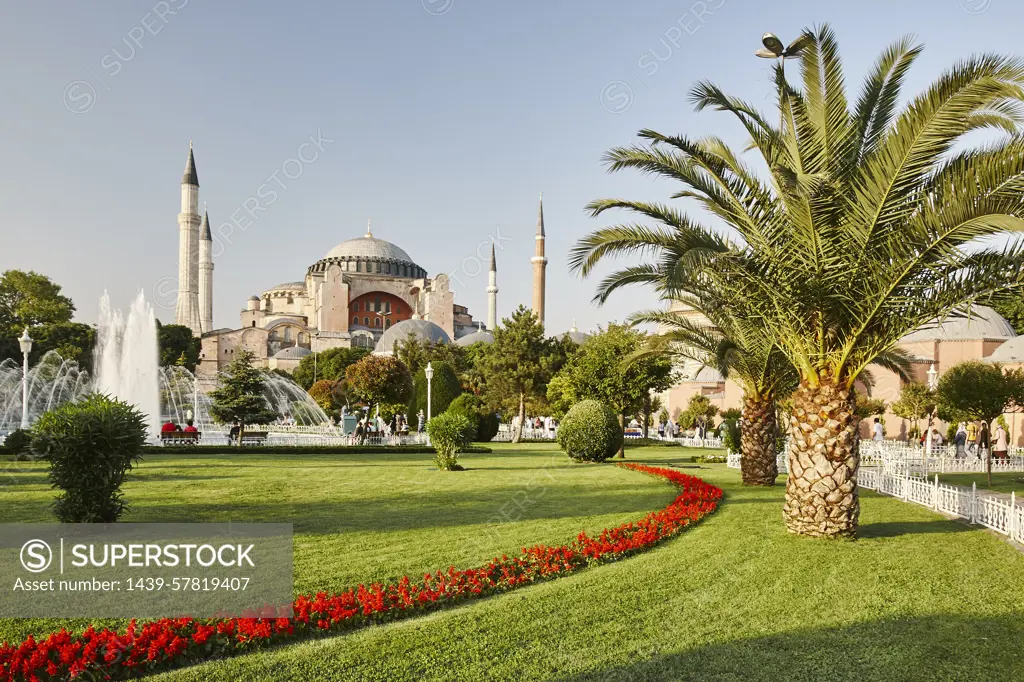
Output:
1,463,721,681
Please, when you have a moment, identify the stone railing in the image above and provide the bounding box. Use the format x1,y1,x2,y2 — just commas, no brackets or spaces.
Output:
859,468,1024,544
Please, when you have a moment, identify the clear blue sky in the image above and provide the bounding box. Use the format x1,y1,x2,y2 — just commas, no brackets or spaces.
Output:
0,0,1018,333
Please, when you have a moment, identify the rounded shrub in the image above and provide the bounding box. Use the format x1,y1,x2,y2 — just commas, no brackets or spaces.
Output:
32,393,148,523
3,428,33,456
557,400,622,463
408,361,461,420
427,412,472,471
446,393,499,442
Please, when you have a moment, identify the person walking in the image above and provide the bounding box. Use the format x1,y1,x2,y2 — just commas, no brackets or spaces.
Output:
978,421,991,461
994,421,1009,460
966,421,978,456
953,424,967,459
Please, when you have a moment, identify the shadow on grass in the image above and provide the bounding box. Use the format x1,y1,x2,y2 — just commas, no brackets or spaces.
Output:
554,614,1023,682
858,519,974,538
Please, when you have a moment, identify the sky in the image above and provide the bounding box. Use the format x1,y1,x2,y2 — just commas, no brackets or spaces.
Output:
0,0,1020,335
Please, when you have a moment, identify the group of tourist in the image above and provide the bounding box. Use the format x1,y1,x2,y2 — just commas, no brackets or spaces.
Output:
510,415,558,439
160,420,199,434
873,416,1011,459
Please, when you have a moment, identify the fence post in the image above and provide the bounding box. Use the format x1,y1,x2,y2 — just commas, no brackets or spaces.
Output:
971,482,977,524
933,474,939,511
940,456,945,475
1012,491,1017,539
903,472,909,501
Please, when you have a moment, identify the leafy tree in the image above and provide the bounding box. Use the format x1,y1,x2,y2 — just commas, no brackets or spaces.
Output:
344,355,412,414
853,394,888,419
986,293,1024,336
292,346,369,390
936,362,1024,484
680,395,718,436
0,270,93,366
446,393,499,442
208,349,278,445
891,382,936,440
721,408,742,421
408,361,462,422
156,321,200,371
571,26,1024,537
548,324,674,457
478,306,555,443
308,380,342,413
557,400,622,463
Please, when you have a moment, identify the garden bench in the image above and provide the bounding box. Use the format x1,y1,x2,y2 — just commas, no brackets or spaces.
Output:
160,432,201,446
239,432,269,447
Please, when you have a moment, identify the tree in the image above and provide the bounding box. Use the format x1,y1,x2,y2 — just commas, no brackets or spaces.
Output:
156,321,200,372
680,395,718,437
853,394,888,420
548,324,674,457
571,26,1024,537
0,270,92,367
207,349,278,446
344,355,412,414
408,361,462,421
308,380,342,413
936,361,1024,484
292,346,369,390
891,383,936,440
478,306,554,443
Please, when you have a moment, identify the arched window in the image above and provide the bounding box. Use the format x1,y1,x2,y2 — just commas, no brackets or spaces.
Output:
384,301,391,314
353,302,360,312
251,321,256,327
385,319,392,329
363,317,369,326
287,296,294,305
297,333,304,345
284,327,292,343
352,316,359,326
356,261,363,272
375,297,381,312
269,330,279,341
264,299,272,312
374,317,382,328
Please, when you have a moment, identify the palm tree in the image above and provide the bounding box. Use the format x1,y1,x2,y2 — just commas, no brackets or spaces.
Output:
572,25,1024,537
631,297,797,487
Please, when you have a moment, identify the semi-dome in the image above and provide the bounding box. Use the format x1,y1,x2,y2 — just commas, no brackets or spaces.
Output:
987,336,1024,363
264,281,306,294
900,305,1016,343
272,346,312,359
374,319,451,354
456,330,495,346
308,229,426,278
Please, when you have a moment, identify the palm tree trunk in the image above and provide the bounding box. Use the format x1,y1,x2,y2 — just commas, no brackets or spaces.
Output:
740,393,777,486
783,376,860,538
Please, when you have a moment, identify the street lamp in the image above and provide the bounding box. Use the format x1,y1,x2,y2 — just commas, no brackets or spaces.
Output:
755,32,810,131
313,332,320,384
925,363,938,456
425,361,434,445
18,328,33,430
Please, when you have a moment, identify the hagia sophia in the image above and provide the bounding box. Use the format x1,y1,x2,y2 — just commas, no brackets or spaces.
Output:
169,145,584,380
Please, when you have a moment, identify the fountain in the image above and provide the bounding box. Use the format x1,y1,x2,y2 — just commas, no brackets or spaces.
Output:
94,291,161,439
1,290,333,442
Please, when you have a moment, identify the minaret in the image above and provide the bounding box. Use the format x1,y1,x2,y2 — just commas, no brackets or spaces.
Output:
198,207,214,334
486,242,498,331
531,192,547,327
175,141,202,335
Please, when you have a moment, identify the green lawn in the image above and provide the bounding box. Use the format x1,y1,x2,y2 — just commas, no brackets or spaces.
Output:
2,444,1024,680
937,471,1024,496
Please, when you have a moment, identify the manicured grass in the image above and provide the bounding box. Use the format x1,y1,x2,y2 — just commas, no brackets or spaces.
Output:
937,471,1024,496
4,445,1024,680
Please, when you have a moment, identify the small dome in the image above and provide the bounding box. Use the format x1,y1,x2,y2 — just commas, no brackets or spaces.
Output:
248,295,260,301
273,346,312,359
375,319,450,354
685,366,725,383
456,330,495,346
988,336,1024,363
901,305,1016,343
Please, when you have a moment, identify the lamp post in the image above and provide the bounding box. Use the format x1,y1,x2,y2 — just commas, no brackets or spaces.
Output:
18,328,33,430
926,363,938,456
755,32,809,132
313,332,320,384
425,361,434,446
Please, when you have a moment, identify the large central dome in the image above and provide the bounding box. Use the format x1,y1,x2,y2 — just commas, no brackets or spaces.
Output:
324,232,414,263
308,228,425,278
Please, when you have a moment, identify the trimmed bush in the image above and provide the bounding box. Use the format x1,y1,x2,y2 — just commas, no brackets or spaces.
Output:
2,428,32,455
32,393,148,523
408,362,461,421
427,412,472,470
446,394,499,442
557,400,622,463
